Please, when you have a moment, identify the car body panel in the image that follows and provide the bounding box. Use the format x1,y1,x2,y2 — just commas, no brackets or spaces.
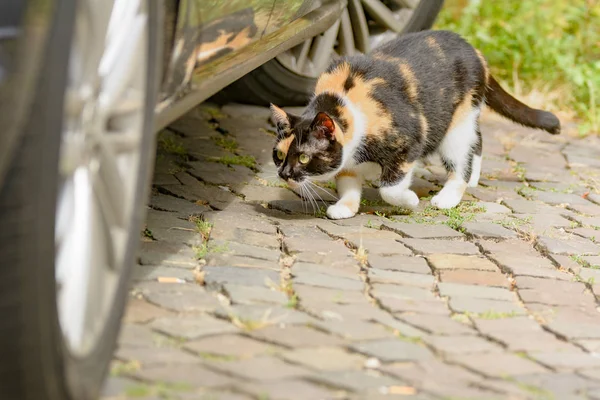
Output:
155,0,343,129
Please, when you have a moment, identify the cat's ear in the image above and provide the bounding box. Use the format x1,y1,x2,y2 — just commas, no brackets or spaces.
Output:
311,112,336,141
270,104,291,131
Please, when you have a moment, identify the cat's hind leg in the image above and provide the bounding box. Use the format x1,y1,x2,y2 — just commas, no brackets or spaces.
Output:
468,125,483,187
432,106,481,209
379,163,420,209
327,170,363,219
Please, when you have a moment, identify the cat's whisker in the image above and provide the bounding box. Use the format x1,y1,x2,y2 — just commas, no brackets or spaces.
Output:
301,182,318,214
306,182,328,207
309,181,338,201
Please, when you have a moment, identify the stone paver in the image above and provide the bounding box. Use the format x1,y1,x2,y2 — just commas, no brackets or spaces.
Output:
106,103,600,399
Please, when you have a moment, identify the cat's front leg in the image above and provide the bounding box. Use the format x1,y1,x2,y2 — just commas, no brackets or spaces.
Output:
326,170,363,220
379,164,420,209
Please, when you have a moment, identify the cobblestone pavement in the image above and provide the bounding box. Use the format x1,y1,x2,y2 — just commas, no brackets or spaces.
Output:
102,102,600,400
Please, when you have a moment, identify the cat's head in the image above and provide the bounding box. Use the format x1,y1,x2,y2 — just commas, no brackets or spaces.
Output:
270,104,343,186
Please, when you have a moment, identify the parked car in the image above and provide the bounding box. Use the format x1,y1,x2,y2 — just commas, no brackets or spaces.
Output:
0,0,443,399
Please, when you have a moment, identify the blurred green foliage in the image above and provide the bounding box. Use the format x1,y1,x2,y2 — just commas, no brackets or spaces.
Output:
435,0,600,135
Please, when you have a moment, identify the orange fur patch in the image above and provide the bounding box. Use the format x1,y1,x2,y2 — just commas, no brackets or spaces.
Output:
447,92,474,134
336,170,358,179
401,161,415,174
398,63,418,102
315,61,392,141
346,76,391,139
276,134,295,155
315,63,351,95
426,36,446,60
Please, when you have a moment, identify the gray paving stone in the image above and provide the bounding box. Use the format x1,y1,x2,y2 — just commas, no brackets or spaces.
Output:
489,331,580,353
117,324,159,348
463,221,518,239
136,282,220,312
448,297,526,315
474,316,543,335
210,356,310,382
293,270,364,291
241,379,338,400
206,254,281,270
450,353,548,377
210,226,280,249
400,314,474,336
148,193,210,218
188,161,254,189
370,315,427,338
249,325,345,348
291,261,359,280
132,265,195,282
426,253,498,271
162,175,237,209
438,269,510,287
209,240,281,261
501,198,564,214
313,370,405,392
514,372,599,398
293,284,366,304
351,237,414,256
138,241,198,269
545,310,600,340
386,299,450,315
240,185,298,202
203,266,280,288
151,315,239,340
313,319,395,341
224,284,288,305
538,235,600,255
282,347,367,371
351,339,433,362
368,269,435,287
123,298,172,324
116,346,199,366
534,191,592,206
438,282,516,301
423,334,503,354
367,255,432,274
134,363,234,388
519,287,595,308
401,239,480,255
372,283,436,302
216,304,315,326
184,334,276,358
382,222,464,238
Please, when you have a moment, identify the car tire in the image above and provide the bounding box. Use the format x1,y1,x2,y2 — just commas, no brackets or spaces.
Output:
213,0,444,106
0,1,161,399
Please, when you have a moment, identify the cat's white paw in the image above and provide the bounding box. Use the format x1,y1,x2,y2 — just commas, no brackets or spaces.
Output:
381,189,420,209
327,204,356,219
431,191,462,209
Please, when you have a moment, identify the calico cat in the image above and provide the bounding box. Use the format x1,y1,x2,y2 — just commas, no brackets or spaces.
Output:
270,30,560,219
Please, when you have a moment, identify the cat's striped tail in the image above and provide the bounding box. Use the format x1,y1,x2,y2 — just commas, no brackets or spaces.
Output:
485,75,560,135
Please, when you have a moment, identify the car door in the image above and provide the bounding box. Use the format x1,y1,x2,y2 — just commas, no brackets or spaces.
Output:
158,0,276,112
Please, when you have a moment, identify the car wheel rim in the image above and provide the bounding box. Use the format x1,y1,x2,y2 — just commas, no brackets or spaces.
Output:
276,0,422,78
55,0,148,357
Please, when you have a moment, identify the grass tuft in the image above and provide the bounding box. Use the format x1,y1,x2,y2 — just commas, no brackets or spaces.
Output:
212,155,257,169
435,0,600,135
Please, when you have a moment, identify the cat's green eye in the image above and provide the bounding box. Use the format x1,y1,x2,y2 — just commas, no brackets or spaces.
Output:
276,150,285,160
299,154,310,164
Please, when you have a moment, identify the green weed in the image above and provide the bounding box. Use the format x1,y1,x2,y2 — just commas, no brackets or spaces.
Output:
212,155,257,169
158,131,187,156
436,0,600,135
211,136,238,151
